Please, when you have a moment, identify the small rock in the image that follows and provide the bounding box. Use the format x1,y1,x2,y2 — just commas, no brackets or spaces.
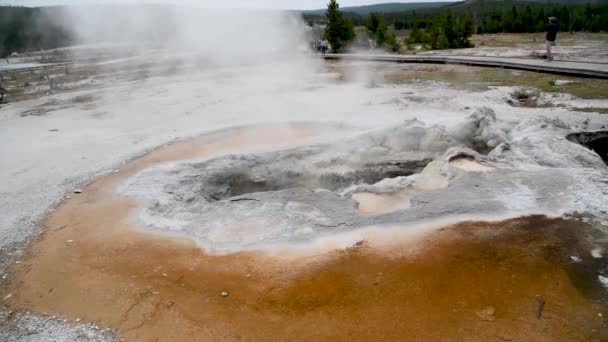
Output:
49,128,59,132
75,318,81,322
570,256,582,263
598,275,608,288
65,240,74,244
591,248,603,258
3,293,13,301
598,313,603,318
73,189,83,194
221,291,229,297
554,80,573,86
476,306,496,321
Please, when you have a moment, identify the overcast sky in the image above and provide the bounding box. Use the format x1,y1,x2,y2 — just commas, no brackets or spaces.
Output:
0,0,450,10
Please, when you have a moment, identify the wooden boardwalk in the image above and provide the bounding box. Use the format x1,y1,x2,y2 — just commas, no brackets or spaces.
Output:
323,53,608,79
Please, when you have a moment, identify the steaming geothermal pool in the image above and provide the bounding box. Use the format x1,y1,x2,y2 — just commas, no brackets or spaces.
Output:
115,112,606,254
1,58,608,341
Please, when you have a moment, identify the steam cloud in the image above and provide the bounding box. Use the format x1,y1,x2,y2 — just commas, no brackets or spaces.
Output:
55,3,313,67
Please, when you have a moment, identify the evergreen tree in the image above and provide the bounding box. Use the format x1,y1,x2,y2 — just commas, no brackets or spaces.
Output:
558,6,571,31
406,22,428,49
458,13,475,48
570,16,584,32
426,22,448,50
386,33,401,52
366,13,388,46
441,10,458,48
535,8,546,32
522,6,534,33
324,0,354,52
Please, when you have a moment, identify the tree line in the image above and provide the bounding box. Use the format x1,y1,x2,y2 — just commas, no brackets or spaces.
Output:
406,10,475,50
324,1,475,52
0,7,71,58
321,0,608,52
476,4,608,34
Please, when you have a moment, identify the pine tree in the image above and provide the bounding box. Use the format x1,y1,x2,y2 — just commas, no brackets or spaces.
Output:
427,22,448,50
535,8,546,32
522,6,534,33
558,6,571,31
324,0,354,52
366,13,388,46
459,14,475,48
407,23,421,45
441,10,457,48
386,33,401,52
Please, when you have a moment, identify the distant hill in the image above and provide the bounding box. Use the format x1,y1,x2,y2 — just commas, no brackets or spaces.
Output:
447,0,608,8
302,2,455,16
444,0,608,12
303,0,608,16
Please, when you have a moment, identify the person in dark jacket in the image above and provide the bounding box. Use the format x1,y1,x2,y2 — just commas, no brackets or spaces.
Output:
545,17,558,61
0,83,6,104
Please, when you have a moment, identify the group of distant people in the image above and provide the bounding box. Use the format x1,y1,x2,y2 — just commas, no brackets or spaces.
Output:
311,40,329,54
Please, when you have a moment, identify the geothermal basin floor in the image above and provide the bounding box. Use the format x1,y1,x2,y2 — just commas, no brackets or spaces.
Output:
1,125,606,341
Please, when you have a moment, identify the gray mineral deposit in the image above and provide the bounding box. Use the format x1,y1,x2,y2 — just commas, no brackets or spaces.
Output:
118,109,608,253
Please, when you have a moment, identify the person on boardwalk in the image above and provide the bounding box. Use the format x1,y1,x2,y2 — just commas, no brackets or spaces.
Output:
545,17,558,61
319,40,328,54
0,81,6,104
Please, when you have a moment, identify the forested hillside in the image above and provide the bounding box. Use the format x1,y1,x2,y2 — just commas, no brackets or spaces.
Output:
0,6,71,58
305,0,608,33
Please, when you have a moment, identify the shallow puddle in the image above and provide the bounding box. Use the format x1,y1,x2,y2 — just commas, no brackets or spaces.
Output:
2,125,606,341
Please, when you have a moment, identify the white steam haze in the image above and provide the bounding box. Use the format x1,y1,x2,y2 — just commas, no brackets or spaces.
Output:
59,4,312,67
